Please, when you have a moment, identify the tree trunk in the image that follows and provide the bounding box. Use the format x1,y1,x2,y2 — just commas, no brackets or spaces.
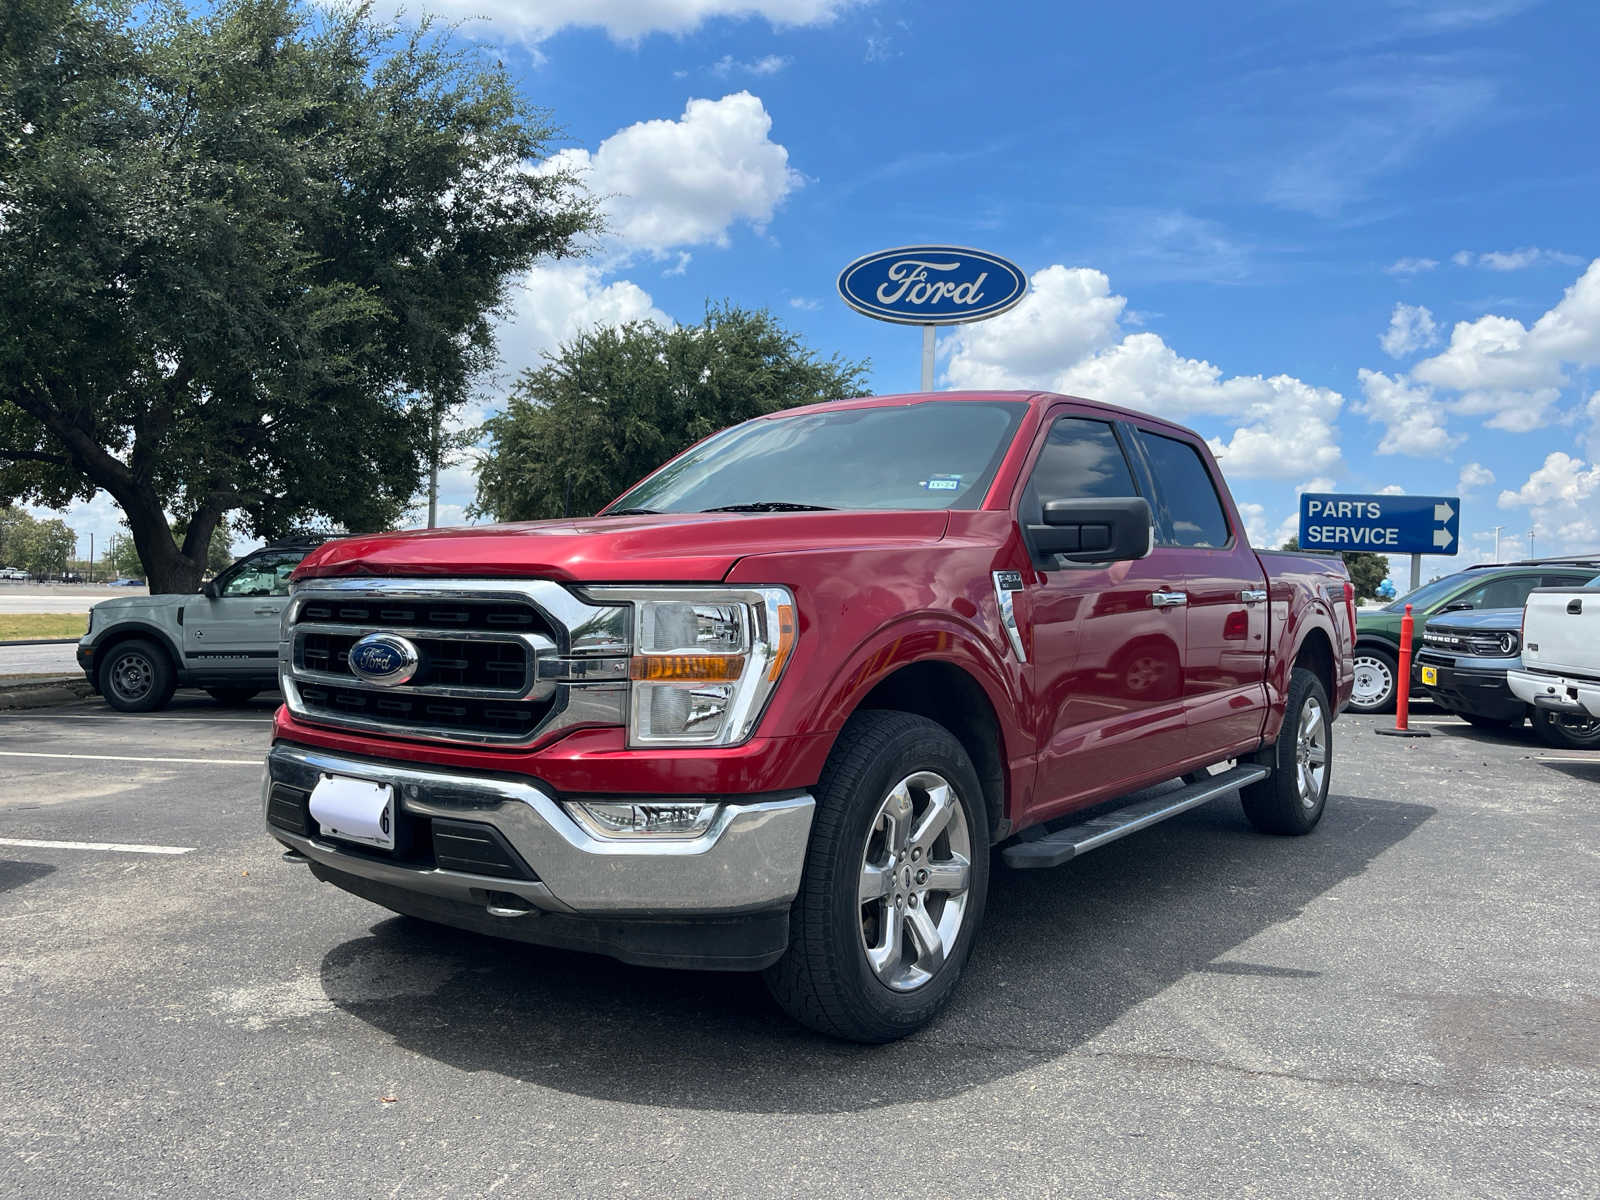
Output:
122,489,209,595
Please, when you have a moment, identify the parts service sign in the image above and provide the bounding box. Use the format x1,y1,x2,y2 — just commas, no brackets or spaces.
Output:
1299,493,1461,556
837,246,1028,325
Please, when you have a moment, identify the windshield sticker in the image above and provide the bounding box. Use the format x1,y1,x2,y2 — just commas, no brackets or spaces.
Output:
920,474,964,491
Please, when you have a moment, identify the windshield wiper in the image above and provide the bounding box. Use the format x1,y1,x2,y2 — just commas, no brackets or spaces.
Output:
701,501,837,513
603,507,661,516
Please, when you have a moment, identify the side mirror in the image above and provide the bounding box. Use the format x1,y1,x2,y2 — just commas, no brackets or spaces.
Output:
1439,601,1472,613
1029,497,1153,565
200,579,218,599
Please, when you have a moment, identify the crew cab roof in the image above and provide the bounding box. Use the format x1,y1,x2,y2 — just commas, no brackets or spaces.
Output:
766,390,1210,443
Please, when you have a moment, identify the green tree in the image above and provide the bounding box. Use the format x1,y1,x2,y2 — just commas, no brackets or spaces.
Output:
0,0,596,593
1280,538,1389,602
0,506,31,568
107,533,146,578
14,516,76,577
475,306,871,521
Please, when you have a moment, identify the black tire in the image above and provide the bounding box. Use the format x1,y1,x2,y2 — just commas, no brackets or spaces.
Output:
1462,712,1522,731
1530,708,1600,750
1349,645,1398,714
97,638,177,713
205,687,260,706
765,711,991,1043
1241,667,1332,835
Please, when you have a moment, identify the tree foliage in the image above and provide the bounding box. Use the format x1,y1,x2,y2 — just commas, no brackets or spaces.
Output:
474,306,871,522
0,0,597,591
0,506,76,575
1280,538,1389,602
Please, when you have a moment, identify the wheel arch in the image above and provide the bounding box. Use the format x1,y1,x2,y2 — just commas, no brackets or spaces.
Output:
1294,625,1337,704
92,622,183,672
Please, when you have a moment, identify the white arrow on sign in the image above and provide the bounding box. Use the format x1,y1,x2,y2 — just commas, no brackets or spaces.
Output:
1434,502,1455,522
1434,527,1455,549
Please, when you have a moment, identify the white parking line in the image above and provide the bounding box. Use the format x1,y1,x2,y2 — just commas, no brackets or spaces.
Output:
0,750,259,766
0,837,193,855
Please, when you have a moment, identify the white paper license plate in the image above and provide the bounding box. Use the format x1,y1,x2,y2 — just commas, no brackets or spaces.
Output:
309,774,396,850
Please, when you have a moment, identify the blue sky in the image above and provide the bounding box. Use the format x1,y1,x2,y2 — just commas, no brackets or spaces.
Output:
42,0,1600,584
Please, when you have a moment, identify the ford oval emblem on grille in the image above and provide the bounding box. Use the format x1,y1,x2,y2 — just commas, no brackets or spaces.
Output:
348,633,420,687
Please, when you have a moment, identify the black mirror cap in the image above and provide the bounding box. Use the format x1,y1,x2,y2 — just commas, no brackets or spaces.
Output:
1028,497,1154,565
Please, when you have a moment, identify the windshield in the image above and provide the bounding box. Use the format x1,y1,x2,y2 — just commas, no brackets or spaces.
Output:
1383,571,1474,613
608,401,1028,514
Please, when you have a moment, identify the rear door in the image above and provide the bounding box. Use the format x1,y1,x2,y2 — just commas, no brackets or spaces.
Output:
1020,411,1192,820
183,549,303,675
1129,427,1269,760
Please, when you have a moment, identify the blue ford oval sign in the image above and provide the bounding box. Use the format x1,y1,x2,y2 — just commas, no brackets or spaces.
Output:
837,245,1028,325
348,633,420,688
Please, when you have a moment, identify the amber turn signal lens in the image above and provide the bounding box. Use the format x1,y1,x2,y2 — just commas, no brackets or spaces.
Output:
629,653,746,683
767,602,796,682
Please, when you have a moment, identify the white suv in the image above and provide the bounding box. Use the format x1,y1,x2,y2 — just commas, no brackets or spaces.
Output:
78,542,320,711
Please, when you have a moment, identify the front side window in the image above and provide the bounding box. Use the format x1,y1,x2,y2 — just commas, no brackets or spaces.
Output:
1137,431,1231,548
608,400,1027,514
219,551,304,598
1024,417,1140,504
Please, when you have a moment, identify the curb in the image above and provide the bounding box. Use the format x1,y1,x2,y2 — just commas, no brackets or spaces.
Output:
0,676,95,711
0,638,79,647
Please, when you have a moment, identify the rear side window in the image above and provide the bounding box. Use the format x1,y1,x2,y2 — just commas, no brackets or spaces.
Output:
1026,418,1139,502
1454,573,1544,611
1136,431,1231,548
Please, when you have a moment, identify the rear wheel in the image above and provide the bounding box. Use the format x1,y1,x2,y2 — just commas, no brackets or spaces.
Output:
765,711,990,1043
205,687,260,706
1349,646,1398,714
98,639,177,713
1530,708,1600,749
1241,667,1331,835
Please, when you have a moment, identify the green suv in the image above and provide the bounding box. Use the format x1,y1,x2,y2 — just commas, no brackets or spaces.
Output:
1351,560,1600,713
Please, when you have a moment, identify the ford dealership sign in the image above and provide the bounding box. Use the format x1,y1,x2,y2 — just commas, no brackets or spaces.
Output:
837,245,1028,325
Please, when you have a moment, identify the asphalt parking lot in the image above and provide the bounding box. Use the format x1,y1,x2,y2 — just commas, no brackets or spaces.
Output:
1,699,1596,1198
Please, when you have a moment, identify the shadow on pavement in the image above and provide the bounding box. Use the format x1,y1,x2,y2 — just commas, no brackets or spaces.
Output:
321,790,1432,1114
0,859,55,894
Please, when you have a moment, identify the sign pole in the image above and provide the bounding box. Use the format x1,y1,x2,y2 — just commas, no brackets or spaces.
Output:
920,324,935,391
1410,552,1421,592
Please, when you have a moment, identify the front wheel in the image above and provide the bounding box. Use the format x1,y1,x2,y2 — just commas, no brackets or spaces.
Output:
1531,708,1600,749
765,711,990,1043
1241,667,1332,835
98,639,177,713
1349,646,1398,714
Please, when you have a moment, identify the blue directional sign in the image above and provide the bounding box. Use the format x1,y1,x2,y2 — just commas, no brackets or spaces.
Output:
1299,493,1461,556
837,245,1028,325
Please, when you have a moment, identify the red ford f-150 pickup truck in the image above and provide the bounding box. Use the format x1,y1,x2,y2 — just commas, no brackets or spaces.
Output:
265,390,1354,1041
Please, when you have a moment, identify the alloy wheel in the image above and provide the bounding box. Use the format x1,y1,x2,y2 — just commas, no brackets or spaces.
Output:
1350,654,1393,709
110,652,154,703
857,771,973,993
1295,694,1328,809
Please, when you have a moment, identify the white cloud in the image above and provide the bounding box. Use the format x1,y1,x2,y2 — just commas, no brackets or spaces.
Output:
405,0,864,43
1456,461,1494,495
1405,258,1600,431
1452,247,1585,271
943,265,1343,479
548,92,801,256
1385,256,1439,276
1380,302,1439,357
1379,484,1406,495
711,53,791,76
1496,452,1600,555
493,262,669,384
788,297,821,311
1355,368,1461,455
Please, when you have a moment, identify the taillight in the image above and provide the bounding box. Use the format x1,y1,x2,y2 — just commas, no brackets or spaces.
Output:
1343,580,1356,631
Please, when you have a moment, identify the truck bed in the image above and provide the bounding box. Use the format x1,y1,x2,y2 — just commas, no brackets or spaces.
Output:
1522,585,1600,680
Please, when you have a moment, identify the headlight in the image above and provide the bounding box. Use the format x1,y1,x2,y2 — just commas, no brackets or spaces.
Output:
584,586,797,747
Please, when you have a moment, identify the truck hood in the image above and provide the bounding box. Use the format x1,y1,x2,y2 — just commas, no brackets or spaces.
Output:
1422,607,1522,632
296,510,954,583
90,592,187,614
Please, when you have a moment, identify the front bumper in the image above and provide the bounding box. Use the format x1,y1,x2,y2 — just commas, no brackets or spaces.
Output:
1508,669,1600,720
1413,653,1525,721
264,742,815,967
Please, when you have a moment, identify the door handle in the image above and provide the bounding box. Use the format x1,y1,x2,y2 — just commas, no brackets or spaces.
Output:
253,607,279,616
1150,591,1188,608
1239,589,1268,604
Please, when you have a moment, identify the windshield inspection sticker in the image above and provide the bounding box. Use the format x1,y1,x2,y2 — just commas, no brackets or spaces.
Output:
920,475,963,491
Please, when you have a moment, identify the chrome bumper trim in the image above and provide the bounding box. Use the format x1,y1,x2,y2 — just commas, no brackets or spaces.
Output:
265,743,815,916
1508,669,1600,719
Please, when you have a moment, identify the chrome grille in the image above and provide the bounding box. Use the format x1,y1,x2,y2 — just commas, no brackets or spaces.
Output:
282,579,631,746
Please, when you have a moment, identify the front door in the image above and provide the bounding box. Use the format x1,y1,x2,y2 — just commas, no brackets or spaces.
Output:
1018,412,1191,822
183,549,302,675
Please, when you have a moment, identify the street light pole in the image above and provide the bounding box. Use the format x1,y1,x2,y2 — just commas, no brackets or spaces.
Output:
1491,525,1503,562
